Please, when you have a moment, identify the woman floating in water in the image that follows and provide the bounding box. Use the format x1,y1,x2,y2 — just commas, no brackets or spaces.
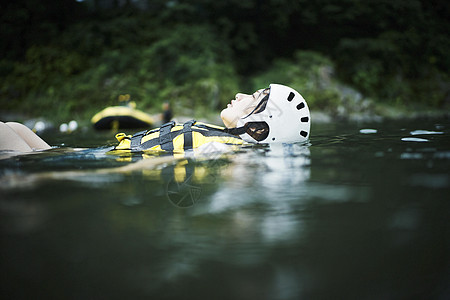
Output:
0,84,310,154
112,84,310,153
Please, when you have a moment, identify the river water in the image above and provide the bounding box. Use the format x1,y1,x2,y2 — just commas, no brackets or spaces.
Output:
1,118,449,299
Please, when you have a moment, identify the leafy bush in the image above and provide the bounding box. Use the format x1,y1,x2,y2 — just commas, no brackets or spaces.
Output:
0,23,241,122
134,24,239,110
252,51,344,112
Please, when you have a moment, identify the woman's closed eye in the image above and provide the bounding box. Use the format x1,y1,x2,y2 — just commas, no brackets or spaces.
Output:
253,88,270,100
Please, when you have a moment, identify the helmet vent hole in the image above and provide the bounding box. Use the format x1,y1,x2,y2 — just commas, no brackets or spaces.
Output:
287,92,295,102
296,102,305,110
300,131,308,137
301,116,309,122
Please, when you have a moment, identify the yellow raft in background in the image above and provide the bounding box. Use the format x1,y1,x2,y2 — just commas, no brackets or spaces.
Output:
91,94,154,130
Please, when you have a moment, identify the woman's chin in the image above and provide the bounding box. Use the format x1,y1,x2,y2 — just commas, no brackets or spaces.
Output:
220,110,232,128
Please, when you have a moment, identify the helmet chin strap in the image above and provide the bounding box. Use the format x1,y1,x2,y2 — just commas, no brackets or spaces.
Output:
225,121,270,142
224,124,247,136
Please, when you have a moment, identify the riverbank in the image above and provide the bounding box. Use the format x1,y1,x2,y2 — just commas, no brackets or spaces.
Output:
2,2,448,130
2,103,449,135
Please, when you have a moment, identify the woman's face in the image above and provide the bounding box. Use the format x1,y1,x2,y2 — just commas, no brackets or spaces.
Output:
221,88,269,128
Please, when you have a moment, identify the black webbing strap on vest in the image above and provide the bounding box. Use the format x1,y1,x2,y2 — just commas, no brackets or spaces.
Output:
159,121,176,151
182,119,196,150
128,120,241,152
130,130,147,151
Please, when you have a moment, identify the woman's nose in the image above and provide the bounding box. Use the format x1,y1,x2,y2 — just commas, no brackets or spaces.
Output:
235,93,248,101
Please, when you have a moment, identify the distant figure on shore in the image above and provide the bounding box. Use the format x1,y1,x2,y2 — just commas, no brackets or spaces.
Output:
162,101,173,124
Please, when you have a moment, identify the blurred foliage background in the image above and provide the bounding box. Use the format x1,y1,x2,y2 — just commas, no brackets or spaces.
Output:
0,0,449,123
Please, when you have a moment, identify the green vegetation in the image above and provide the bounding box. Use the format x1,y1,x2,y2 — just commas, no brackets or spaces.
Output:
1,0,448,123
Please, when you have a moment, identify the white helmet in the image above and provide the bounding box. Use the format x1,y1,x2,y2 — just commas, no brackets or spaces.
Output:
229,84,311,143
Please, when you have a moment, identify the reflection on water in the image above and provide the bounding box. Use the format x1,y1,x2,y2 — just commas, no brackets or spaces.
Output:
1,119,449,299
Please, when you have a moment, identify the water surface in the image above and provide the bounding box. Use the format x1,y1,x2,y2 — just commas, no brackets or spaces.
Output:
1,118,449,299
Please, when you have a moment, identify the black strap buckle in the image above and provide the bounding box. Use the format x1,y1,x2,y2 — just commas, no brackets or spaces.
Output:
183,119,196,131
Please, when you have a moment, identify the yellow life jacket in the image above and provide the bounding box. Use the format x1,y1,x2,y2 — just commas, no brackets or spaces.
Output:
111,120,244,153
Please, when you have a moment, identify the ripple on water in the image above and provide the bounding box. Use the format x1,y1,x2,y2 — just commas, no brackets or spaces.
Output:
400,152,424,160
401,137,429,142
359,129,377,134
410,130,444,135
409,173,450,189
